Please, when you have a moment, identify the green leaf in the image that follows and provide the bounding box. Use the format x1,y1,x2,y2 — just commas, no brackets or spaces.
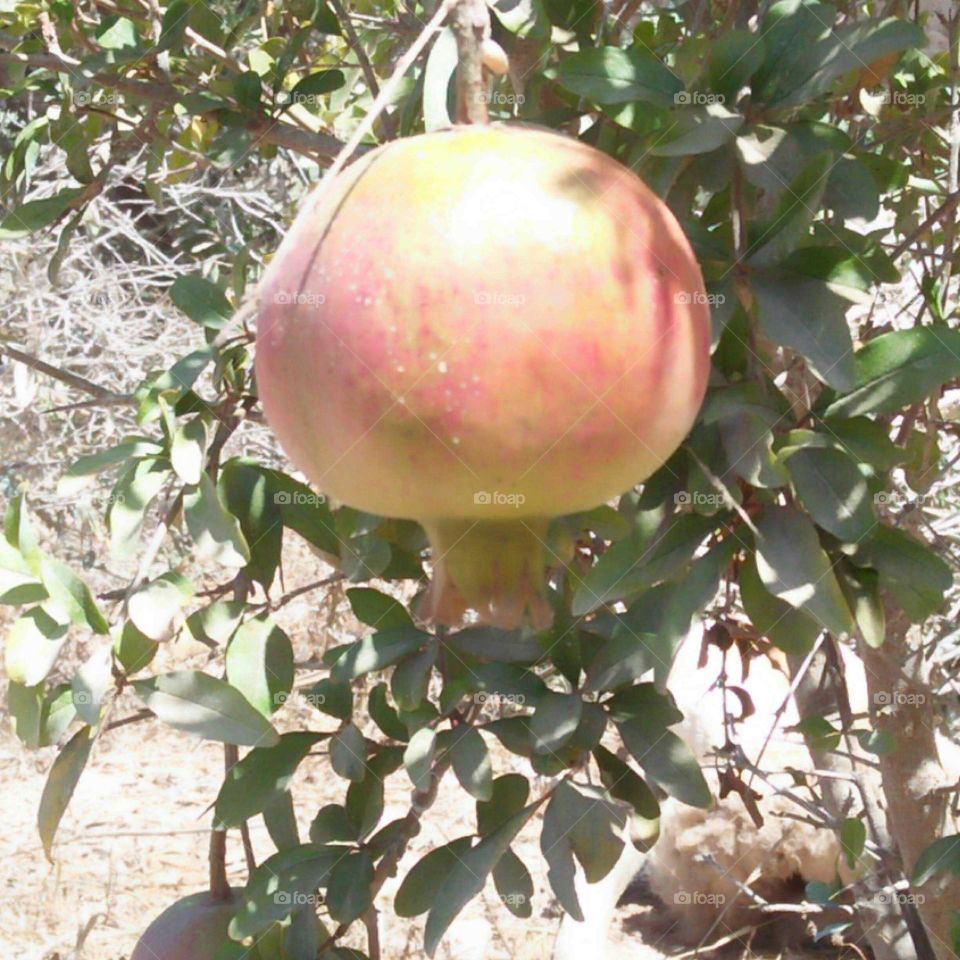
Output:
40,557,108,634
226,615,294,716
617,720,711,808
330,723,367,782
739,553,820,655
108,458,169,557
604,683,684,727
593,745,660,825
288,69,346,102
395,837,474,917
346,587,412,630
8,680,43,749
755,506,853,636
491,0,549,39
477,774,530,836
752,271,857,393
71,646,111,725
310,804,355,844
128,570,193,641
494,849,534,918
852,526,951,622
368,683,408,741
421,26,457,132
326,851,374,924
134,670,280,746
783,446,875,541
447,627,542,664
113,620,158,674
771,16,924,108
651,105,743,157
838,565,885,648
234,70,262,110
584,631,657,693
449,726,493,801
822,327,960,419
38,725,94,860
796,714,840,752
346,774,385,841
912,835,960,886
424,803,538,955
169,275,233,329
540,781,627,921
230,845,348,939
97,16,140,50
57,439,163,497
186,599,246,646
391,646,435,712
553,47,683,107
214,732,325,829
304,677,353,720
840,817,866,869
5,607,70,686
0,187,86,239
529,691,582,755
573,513,719,615
156,0,189,52
170,416,210,485
218,459,283,590
183,474,251,568
330,627,428,682
267,471,339,557
707,29,766,99
403,725,436,792
748,153,832,266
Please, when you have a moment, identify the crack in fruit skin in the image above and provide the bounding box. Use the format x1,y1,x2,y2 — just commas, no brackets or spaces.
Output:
257,124,710,628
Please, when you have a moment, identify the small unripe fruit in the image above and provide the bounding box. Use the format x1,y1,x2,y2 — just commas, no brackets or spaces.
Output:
131,890,258,960
257,125,709,628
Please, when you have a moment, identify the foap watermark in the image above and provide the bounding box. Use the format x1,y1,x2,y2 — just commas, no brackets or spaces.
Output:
273,290,326,306
74,90,123,107
500,893,528,908
676,290,725,306
874,891,925,906
274,490,326,506
474,291,525,307
274,690,327,708
273,890,324,907
874,690,926,707
674,491,725,508
474,490,526,508
674,91,725,106
878,90,926,106
474,691,526,706
477,90,525,106
874,490,933,509
674,890,726,905
276,91,327,108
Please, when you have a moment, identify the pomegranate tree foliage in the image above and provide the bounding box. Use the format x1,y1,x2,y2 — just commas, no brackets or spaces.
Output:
2,0,959,956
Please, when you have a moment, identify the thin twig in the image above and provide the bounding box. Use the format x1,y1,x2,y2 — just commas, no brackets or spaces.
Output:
1,343,123,400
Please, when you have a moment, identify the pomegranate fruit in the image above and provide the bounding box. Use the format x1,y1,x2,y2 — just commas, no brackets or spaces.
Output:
256,124,709,628
131,889,262,960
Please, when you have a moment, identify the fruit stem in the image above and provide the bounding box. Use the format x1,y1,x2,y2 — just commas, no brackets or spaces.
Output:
451,0,491,124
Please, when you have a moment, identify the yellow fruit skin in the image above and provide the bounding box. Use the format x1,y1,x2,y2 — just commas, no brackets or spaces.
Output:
257,124,710,627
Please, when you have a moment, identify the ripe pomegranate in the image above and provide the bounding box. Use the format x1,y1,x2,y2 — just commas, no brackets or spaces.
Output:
131,889,261,960
257,124,709,629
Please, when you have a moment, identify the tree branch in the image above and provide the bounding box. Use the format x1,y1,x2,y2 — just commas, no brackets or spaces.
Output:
1,343,124,400
0,50,346,161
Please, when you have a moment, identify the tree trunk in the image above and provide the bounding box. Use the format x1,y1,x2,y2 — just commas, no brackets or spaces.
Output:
859,604,960,960
789,645,917,960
